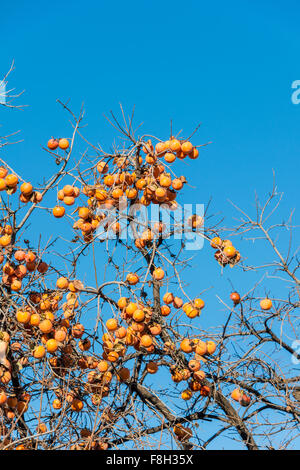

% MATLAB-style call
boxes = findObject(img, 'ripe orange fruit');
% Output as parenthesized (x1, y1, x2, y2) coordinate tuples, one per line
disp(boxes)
(155, 187, 167, 200)
(1, 370, 11, 384)
(126, 273, 139, 285)
(30, 313, 41, 326)
(115, 326, 127, 339)
(107, 351, 119, 362)
(145, 154, 157, 164)
(62, 185, 74, 196)
(5, 174, 18, 187)
(54, 329, 67, 342)
(48, 139, 59, 150)
(140, 335, 153, 348)
(117, 297, 127, 309)
(142, 139, 153, 153)
(169, 139, 181, 152)
(0, 235, 11, 247)
(173, 297, 183, 309)
(14, 250, 26, 261)
(230, 292, 241, 304)
(189, 380, 202, 392)
(195, 340, 207, 356)
(163, 292, 174, 304)
(0, 167, 8, 178)
(260, 298, 272, 310)
(180, 339, 193, 353)
(155, 142, 166, 154)
(149, 323, 162, 336)
(133, 309, 145, 322)
(4, 262, 14, 276)
(57, 190, 65, 201)
(103, 175, 114, 187)
(20, 182, 33, 195)
(172, 178, 183, 190)
(16, 310, 31, 324)
(39, 298, 51, 311)
(81, 222, 92, 233)
(126, 188, 138, 199)
(97, 360, 109, 372)
(194, 298, 205, 309)
(106, 318, 118, 331)
(33, 345, 46, 359)
(200, 385, 210, 397)
(97, 161, 109, 174)
(159, 175, 172, 188)
(72, 323, 84, 338)
(231, 388, 242, 402)
(126, 302, 139, 318)
(164, 152, 176, 163)
(58, 138, 69, 150)
(188, 360, 201, 372)
(25, 251, 36, 263)
(135, 238, 146, 249)
(189, 147, 199, 159)
(161, 305, 171, 316)
(56, 277, 69, 289)
(46, 339, 58, 353)
(181, 389, 193, 400)
(223, 245, 236, 258)
(37, 423, 47, 433)
(112, 188, 123, 200)
(33, 191, 43, 203)
(186, 307, 198, 319)
(131, 321, 145, 333)
(53, 206, 65, 218)
(206, 340, 216, 355)
(39, 319, 53, 334)
(135, 178, 147, 190)
(52, 398, 62, 410)
(15, 445, 27, 450)
(0, 179, 7, 191)
(73, 187, 80, 198)
(181, 141, 193, 154)
(0, 390, 7, 405)
(152, 268, 165, 281)
(3, 225, 12, 235)
(64, 196, 75, 206)
(193, 370, 206, 382)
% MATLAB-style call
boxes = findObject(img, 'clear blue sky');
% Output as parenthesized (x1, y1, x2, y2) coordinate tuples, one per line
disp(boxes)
(1, 0, 300, 449)
(2, 0, 300, 209)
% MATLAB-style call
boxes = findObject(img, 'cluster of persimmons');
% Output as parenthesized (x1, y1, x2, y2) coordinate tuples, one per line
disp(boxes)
(0, 130, 271, 450)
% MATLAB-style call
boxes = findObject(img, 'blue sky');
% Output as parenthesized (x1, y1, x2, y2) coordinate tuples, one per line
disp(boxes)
(1, 0, 300, 449)
(2, 0, 300, 208)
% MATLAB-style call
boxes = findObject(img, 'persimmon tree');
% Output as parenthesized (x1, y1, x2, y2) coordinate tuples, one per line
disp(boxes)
(0, 69, 299, 451)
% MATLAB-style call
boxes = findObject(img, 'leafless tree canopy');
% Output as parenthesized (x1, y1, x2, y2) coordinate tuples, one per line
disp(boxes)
(0, 68, 299, 451)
